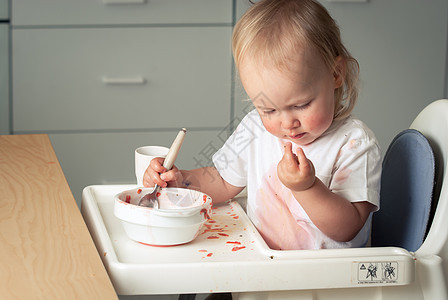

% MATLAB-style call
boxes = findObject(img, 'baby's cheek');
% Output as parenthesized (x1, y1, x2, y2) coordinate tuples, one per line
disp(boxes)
(304, 110, 333, 133)
(304, 115, 324, 130)
(260, 119, 278, 136)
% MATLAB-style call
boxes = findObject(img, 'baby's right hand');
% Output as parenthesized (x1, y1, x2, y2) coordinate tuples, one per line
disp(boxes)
(142, 157, 182, 188)
(277, 142, 315, 192)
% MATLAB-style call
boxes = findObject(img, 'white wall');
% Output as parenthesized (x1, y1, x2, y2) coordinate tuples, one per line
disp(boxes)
(328, 0, 448, 150)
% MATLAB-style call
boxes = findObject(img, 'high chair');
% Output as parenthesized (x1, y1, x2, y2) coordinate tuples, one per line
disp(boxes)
(81, 100, 448, 300)
(236, 99, 448, 300)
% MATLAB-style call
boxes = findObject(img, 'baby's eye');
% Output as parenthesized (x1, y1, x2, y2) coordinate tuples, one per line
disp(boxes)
(263, 109, 276, 115)
(294, 101, 311, 110)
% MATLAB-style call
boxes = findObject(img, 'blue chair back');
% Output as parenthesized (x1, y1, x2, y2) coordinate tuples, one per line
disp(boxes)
(372, 129, 435, 252)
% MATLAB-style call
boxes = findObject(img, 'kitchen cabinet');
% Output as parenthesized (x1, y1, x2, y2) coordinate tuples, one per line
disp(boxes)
(12, 0, 233, 205)
(0, 0, 9, 134)
(11, 0, 231, 26)
(0, 0, 8, 21)
(13, 27, 231, 131)
(234, 0, 448, 151)
(0, 24, 8, 134)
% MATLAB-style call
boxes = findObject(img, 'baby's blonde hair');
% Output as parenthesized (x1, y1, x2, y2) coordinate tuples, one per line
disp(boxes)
(232, 0, 359, 120)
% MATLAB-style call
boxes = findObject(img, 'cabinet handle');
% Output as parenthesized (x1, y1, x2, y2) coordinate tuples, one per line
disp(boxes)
(102, 0, 146, 4)
(102, 76, 147, 85)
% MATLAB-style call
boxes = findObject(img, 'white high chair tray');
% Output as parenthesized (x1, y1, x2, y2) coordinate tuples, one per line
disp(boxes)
(81, 185, 415, 295)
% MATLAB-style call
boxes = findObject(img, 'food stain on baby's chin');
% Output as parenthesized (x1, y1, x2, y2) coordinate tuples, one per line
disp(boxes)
(254, 164, 314, 250)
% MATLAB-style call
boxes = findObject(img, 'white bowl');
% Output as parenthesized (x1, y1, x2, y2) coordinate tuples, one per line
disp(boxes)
(114, 187, 212, 246)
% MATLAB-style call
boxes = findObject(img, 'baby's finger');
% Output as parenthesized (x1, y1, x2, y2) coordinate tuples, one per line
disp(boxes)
(295, 147, 308, 165)
(150, 157, 167, 173)
(283, 142, 300, 166)
(282, 143, 295, 161)
(160, 169, 179, 183)
(296, 148, 315, 173)
(151, 171, 168, 187)
(143, 167, 163, 187)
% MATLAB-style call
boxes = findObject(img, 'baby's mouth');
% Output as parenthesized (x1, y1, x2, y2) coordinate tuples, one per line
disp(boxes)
(289, 133, 305, 140)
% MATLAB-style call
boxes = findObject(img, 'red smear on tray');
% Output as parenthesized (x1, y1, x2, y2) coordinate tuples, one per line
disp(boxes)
(198, 249, 214, 257)
(200, 208, 210, 219)
(207, 236, 219, 239)
(125, 195, 131, 203)
(226, 241, 241, 245)
(232, 246, 246, 251)
(137, 188, 142, 194)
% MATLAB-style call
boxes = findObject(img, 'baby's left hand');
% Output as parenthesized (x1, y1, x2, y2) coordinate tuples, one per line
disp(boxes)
(277, 142, 315, 191)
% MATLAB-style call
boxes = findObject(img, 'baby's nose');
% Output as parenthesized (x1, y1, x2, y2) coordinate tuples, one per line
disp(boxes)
(281, 113, 300, 129)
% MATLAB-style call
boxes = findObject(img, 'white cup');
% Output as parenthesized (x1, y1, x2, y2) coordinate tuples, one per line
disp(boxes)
(135, 146, 169, 186)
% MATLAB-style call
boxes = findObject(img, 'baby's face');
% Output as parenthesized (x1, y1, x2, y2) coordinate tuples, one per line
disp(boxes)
(239, 49, 341, 146)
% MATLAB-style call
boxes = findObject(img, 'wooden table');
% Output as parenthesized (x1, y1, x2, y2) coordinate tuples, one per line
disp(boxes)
(0, 134, 117, 299)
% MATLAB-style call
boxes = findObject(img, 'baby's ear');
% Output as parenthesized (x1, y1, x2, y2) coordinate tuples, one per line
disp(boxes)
(333, 56, 346, 89)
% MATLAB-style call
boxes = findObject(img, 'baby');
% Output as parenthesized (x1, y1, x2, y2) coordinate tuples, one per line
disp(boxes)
(144, 0, 381, 250)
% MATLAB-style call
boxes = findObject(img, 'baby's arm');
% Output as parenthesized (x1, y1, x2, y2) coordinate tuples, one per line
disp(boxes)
(277, 143, 376, 242)
(143, 157, 244, 204)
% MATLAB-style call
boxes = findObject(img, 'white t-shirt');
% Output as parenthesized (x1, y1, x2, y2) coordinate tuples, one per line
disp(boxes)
(212, 109, 381, 250)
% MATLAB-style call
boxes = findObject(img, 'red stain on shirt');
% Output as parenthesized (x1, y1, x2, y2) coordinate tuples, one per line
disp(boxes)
(254, 162, 315, 250)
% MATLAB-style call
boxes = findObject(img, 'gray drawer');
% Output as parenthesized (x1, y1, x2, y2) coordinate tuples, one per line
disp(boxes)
(12, 0, 232, 26)
(13, 26, 232, 132)
(0, 0, 8, 20)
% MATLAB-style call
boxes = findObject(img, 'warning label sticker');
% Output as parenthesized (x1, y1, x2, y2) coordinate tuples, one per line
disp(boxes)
(356, 261, 398, 284)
